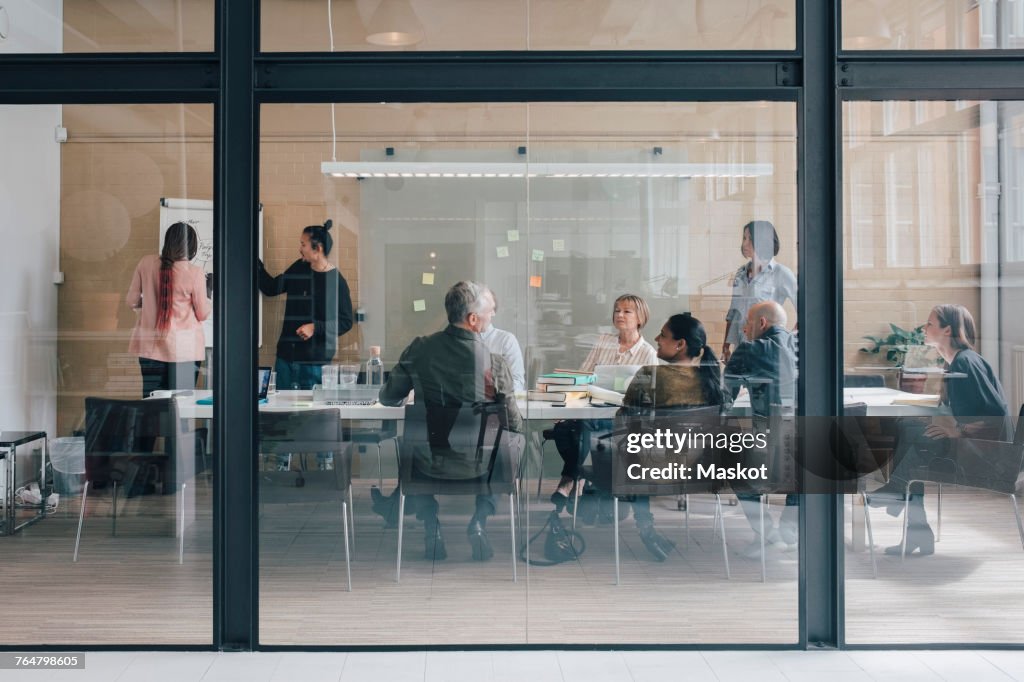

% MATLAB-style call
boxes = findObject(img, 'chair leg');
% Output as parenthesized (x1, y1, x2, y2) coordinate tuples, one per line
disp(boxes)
(716, 494, 730, 580)
(571, 477, 581, 532)
(341, 500, 352, 592)
(936, 482, 942, 542)
(759, 495, 766, 583)
(536, 438, 547, 497)
(1011, 494, 1024, 551)
(861, 492, 877, 579)
(509, 493, 517, 583)
(395, 492, 405, 583)
(73, 481, 90, 562)
(900, 483, 912, 562)
(375, 443, 383, 490)
(614, 496, 621, 586)
(348, 484, 356, 552)
(712, 497, 721, 542)
(178, 483, 186, 565)
(111, 480, 118, 537)
(683, 494, 690, 548)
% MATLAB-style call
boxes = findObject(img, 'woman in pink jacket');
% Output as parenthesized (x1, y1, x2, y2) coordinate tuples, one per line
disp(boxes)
(126, 222, 212, 397)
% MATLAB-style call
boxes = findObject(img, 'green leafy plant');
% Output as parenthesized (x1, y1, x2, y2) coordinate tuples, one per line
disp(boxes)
(859, 323, 926, 367)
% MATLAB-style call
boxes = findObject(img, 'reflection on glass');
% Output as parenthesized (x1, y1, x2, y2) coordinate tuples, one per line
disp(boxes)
(0, 0, 214, 53)
(843, 100, 1024, 644)
(842, 0, 1024, 50)
(0, 104, 214, 644)
(259, 101, 798, 645)
(260, 0, 795, 51)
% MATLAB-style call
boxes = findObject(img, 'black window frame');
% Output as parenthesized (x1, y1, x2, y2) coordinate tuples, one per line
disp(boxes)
(1, 0, 1022, 652)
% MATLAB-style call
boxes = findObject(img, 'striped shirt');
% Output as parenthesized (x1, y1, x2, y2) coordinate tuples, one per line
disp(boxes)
(579, 333, 659, 373)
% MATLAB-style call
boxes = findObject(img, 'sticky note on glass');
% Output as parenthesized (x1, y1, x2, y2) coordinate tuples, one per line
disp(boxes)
(496, 246, 509, 259)
(413, 299, 426, 312)
(422, 273, 435, 285)
(532, 249, 545, 262)
(529, 275, 542, 288)
(553, 239, 565, 252)
(507, 229, 520, 242)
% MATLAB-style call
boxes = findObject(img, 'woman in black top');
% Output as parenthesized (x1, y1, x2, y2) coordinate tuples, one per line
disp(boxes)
(258, 220, 354, 390)
(869, 304, 1011, 556)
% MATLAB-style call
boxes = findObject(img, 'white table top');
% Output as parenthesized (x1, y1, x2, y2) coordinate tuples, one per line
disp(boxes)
(174, 386, 940, 420)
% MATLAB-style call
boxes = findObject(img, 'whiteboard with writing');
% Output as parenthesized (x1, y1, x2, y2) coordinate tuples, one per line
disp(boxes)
(159, 198, 263, 347)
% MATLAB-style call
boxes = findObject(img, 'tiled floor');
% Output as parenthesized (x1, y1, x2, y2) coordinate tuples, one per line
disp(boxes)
(0, 650, 1022, 682)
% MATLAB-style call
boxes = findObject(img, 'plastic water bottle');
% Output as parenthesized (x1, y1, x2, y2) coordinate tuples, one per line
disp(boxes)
(367, 346, 384, 386)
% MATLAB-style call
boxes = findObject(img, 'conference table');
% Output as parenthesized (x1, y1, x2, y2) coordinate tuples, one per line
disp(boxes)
(174, 386, 942, 421)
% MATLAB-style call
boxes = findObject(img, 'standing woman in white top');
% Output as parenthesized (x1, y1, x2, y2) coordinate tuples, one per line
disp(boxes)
(549, 294, 658, 507)
(721, 220, 797, 364)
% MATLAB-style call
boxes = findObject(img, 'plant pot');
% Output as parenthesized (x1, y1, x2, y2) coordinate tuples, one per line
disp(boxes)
(899, 371, 927, 394)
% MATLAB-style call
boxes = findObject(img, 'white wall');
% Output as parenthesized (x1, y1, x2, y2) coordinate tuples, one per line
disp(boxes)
(0, 0, 61, 54)
(0, 106, 61, 435)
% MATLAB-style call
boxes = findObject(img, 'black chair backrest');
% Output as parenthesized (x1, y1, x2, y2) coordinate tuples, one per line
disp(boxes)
(399, 397, 519, 494)
(84, 397, 180, 457)
(844, 374, 886, 388)
(259, 409, 343, 454)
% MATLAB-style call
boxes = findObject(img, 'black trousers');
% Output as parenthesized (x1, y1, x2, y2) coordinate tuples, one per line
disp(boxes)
(138, 357, 201, 398)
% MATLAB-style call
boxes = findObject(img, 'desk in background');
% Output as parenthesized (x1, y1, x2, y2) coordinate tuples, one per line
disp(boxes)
(0, 431, 47, 536)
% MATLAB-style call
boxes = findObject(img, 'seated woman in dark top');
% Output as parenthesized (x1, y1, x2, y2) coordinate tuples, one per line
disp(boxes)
(868, 304, 1011, 556)
(591, 313, 726, 561)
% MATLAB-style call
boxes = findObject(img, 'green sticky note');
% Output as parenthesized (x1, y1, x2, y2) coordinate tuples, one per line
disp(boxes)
(422, 272, 435, 285)
(496, 246, 509, 258)
(553, 239, 565, 252)
(507, 229, 520, 242)
(413, 299, 426, 312)
(532, 249, 545, 262)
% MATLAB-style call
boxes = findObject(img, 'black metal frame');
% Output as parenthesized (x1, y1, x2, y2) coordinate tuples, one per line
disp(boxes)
(2, 0, 1023, 652)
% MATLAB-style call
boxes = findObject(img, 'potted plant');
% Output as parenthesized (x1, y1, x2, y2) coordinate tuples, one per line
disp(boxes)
(859, 323, 930, 393)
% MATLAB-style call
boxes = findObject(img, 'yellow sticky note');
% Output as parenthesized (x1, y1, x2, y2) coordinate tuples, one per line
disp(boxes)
(422, 273, 435, 285)
(507, 229, 520, 242)
(496, 246, 509, 258)
(529, 275, 542, 288)
(553, 239, 565, 252)
(413, 299, 426, 312)
(531, 249, 545, 262)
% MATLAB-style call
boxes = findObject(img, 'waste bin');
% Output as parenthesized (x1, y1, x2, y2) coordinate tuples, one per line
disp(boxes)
(50, 437, 86, 495)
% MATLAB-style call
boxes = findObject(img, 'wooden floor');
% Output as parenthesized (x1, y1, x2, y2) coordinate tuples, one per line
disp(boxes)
(2, 475, 1022, 646)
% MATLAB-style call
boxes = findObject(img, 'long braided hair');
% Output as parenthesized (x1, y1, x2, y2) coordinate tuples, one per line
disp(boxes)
(157, 222, 199, 331)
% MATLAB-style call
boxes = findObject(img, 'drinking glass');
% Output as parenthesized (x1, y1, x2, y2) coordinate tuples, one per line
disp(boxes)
(321, 364, 339, 388)
(339, 363, 359, 387)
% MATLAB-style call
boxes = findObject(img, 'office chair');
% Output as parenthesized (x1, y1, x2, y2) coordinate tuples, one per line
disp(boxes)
(592, 404, 731, 584)
(79, 397, 195, 564)
(394, 397, 523, 583)
(259, 409, 354, 590)
(862, 404, 1024, 572)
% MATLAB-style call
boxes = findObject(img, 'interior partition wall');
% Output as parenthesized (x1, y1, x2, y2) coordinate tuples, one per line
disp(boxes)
(0, 0, 1022, 650)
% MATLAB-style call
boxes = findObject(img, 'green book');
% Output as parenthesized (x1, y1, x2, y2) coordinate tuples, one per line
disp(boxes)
(536, 372, 596, 386)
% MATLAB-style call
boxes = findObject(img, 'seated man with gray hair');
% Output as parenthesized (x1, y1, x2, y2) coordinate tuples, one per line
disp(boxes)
(378, 281, 523, 561)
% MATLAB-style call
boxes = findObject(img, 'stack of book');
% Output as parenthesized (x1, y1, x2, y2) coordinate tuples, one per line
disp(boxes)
(527, 370, 596, 406)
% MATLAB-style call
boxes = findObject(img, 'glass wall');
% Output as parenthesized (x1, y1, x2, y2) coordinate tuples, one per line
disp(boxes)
(0, 104, 214, 644)
(260, 0, 796, 52)
(842, 0, 1024, 50)
(257, 100, 799, 645)
(0, 1, 214, 53)
(842, 100, 1024, 643)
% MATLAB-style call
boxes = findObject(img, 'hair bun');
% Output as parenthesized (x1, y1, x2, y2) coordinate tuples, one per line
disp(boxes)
(323, 219, 333, 231)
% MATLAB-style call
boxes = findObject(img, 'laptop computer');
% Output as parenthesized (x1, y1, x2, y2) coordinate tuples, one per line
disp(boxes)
(197, 366, 271, 404)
